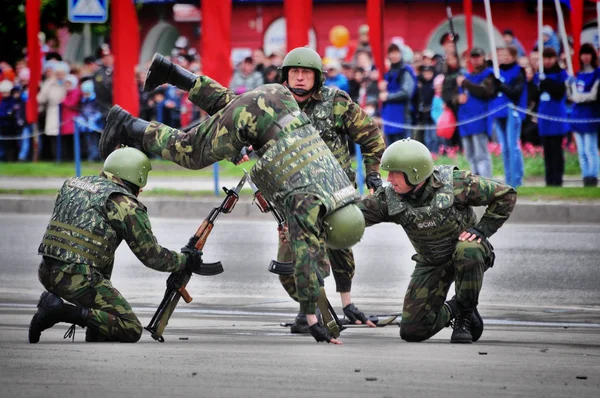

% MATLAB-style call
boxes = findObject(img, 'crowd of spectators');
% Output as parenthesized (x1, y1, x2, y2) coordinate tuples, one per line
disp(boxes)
(0, 24, 598, 186)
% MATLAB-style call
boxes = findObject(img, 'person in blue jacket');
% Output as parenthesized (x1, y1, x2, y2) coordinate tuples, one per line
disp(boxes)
(567, 43, 599, 187)
(380, 43, 416, 144)
(536, 47, 569, 187)
(490, 46, 528, 188)
(456, 47, 496, 178)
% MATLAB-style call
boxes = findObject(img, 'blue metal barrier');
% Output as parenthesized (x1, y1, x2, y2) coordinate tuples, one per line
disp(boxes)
(355, 143, 364, 196)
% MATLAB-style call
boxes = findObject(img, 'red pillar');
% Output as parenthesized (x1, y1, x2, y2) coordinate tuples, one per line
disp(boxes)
(25, 0, 41, 125)
(202, 0, 232, 86)
(367, 0, 384, 77)
(112, 0, 140, 116)
(570, 0, 584, 74)
(464, 0, 473, 71)
(285, 0, 311, 51)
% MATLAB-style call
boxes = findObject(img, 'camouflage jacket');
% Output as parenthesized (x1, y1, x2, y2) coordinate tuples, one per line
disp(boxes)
(38, 172, 186, 278)
(188, 76, 385, 181)
(358, 166, 517, 265)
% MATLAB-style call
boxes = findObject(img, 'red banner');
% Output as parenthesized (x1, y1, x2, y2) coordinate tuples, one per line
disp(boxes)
(464, 0, 473, 72)
(570, 0, 584, 74)
(25, 0, 41, 125)
(367, 0, 384, 78)
(112, 0, 140, 116)
(202, 0, 232, 86)
(285, 0, 311, 51)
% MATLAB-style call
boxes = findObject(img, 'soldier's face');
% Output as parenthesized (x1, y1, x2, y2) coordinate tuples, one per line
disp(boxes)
(387, 171, 424, 194)
(288, 67, 315, 93)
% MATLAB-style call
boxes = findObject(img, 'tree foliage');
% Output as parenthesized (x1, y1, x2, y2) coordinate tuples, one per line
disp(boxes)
(2, 0, 111, 65)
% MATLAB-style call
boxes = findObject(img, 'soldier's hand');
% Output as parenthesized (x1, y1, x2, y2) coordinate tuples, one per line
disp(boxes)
(365, 172, 383, 193)
(181, 246, 204, 274)
(309, 323, 342, 345)
(278, 225, 288, 243)
(230, 146, 254, 165)
(343, 303, 376, 327)
(459, 227, 486, 244)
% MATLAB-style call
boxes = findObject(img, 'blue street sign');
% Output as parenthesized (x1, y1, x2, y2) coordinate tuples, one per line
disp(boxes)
(68, 0, 109, 24)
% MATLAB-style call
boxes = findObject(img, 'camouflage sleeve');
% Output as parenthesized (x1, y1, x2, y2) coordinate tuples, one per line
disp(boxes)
(188, 75, 238, 115)
(357, 188, 392, 226)
(452, 170, 517, 238)
(106, 194, 187, 273)
(334, 91, 385, 174)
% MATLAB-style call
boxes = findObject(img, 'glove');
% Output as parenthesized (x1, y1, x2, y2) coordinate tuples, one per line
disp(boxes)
(309, 323, 333, 343)
(492, 77, 503, 93)
(365, 172, 383, 191)
(230, 146, 253, 165)
(466, 227, 486, 242)
(343, 303, 369, 324)
(181, 246, 204, 274)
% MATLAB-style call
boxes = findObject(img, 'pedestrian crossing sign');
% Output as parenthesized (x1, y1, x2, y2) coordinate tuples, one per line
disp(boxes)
(68, 0, 109, 24)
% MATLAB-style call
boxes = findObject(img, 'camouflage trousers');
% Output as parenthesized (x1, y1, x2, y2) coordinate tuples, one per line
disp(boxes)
(400, 239, 494, 342)
(38, 260, 142, 342)
(282, 194, 334, 315)
(278, 238, 355, 301)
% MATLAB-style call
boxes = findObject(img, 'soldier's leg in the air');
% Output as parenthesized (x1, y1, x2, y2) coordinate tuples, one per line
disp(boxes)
(399, 262, 455, 342)
(450, 239, 493, 344)
(144, 53, 198, 92)
(32, 266, 143, 343)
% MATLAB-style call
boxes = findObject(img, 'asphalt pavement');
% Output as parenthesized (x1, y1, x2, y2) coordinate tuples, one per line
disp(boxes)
(1, 215, 599, 398)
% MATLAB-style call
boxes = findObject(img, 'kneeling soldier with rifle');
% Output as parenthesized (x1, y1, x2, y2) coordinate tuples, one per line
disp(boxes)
(99, 67, 366, 345)
(30, 147, 209, 343)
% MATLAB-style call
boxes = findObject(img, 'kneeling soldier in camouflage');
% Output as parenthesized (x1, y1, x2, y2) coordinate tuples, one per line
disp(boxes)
(30, 147, 204, 343)
(99, 82, 365, 344)
(358, 139, 517, 343)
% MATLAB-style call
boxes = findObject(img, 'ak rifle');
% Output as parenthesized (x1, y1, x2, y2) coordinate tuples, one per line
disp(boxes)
(145, 173, 248, 342)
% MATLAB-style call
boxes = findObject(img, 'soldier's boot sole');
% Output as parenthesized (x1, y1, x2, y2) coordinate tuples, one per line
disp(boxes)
(143, 53, 173, 92)
(99, 105, 130, 159)
(100, 106, 149, 159)
(471, 307, 484, 343)
(144, 53, 198, 93)
(29, 291, 64, 344)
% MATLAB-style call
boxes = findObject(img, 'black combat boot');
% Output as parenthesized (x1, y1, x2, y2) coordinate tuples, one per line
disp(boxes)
(290, 312, 309, 334)
(29, 291, 89, 344)
(583, 177, 591, 187)
(144, 53, 199, 92)
(290, 309, 322, 334)
(99, 105, 151, 159)
(451, 309, 474, 344)
(445, 296, 484, 343)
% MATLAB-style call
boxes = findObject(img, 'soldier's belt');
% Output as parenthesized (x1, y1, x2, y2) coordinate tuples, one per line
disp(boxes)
(255, 110, 303, 156)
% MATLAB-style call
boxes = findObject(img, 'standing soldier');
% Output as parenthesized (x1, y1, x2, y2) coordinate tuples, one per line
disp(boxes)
(30, 147, 205, 343)
(93, 44, 114, 121)
(359, 139, 517, 343)
(99, 82, 367, 344)
(140, 48, 384, 333)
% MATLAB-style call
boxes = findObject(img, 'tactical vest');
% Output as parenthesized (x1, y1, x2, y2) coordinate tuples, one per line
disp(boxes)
(301, 87, 356, 182)
(384, 165, 477, 265)
(38, 176, 138, 273)
(250, 115, 358, 216)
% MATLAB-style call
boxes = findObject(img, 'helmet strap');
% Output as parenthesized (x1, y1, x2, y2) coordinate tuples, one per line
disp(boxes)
(286, 83, 314, 97)
(123, 181, 140, 196)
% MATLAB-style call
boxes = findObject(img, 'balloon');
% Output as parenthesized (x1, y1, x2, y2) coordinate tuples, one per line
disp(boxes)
(329, 25, 350, 48)
(436, 107, 456, 140)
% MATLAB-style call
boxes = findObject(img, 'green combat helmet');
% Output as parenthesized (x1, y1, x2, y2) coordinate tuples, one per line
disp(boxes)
(279, 47, 323, 91)
(381, 139, 434, 185)
(323, 203, 366, 250)
(103, 147, 152, 188)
